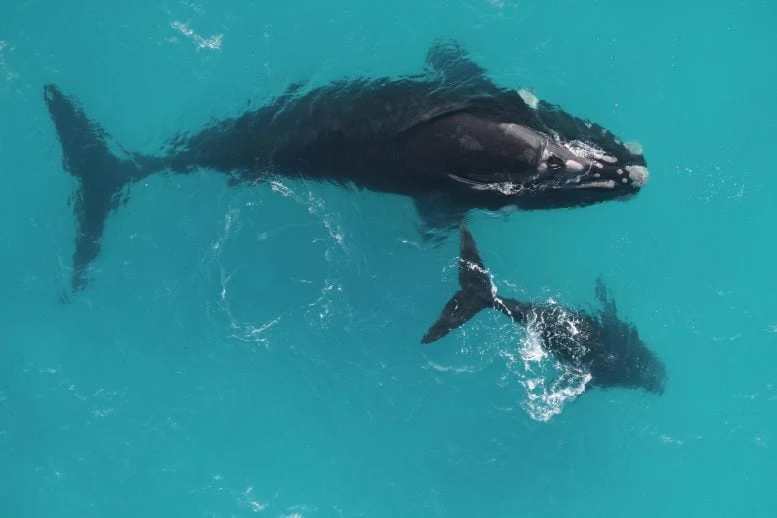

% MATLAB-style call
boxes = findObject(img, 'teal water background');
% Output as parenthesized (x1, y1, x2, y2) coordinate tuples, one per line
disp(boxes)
(1, 0, 776, 516)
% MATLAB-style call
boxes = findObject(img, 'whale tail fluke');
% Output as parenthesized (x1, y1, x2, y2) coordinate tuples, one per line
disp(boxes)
(43, 84, 162, 297)
(421, 223, 496, 343)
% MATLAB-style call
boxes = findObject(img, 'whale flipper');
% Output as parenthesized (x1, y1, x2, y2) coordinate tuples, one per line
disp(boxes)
(44, 84, 157, 295)
(424, 39, 488, 83)
(413, 195, 466, 244)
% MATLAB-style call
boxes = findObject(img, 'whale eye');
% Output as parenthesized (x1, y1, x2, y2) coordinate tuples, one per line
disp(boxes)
(546, 155, 564, 171)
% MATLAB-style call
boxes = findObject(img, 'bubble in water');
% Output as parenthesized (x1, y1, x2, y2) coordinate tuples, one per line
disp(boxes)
(501, 313, 592, 422)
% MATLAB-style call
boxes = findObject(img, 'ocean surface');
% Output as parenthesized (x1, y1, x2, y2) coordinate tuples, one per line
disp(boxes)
(1, 0, 776, 516)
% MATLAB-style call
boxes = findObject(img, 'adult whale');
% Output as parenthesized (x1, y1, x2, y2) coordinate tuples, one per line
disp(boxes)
(44, 40, 649, 294)
(422, 223, 666, 396)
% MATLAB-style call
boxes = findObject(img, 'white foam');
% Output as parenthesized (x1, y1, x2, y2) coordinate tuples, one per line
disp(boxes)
(496, 308, 592, 422)
(170, 21, 223, 50)
(427, 361, 476, 374)
(0, 40, 18, 92)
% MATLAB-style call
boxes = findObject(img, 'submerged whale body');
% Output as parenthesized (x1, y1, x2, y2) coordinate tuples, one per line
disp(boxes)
(422, 224, 667, 396)
(44, 40, 649, 294)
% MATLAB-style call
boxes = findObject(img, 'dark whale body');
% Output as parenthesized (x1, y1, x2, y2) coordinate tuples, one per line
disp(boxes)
(422, 224, 667, 396)
(44, 40, 649, 295)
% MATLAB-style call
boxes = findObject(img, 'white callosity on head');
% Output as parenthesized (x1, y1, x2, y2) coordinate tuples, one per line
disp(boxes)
(625, 165, 649, 187)
(565, 160, 584, 172)
(566, 139, 617, 164)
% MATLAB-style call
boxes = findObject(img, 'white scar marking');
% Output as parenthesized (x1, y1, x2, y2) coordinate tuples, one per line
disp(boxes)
(459, 135, 483, 151)
(601, 155, 618, 164)
(518, 88, 539, 109)
(617, 168, 623, 175)
(499, 123, 537, 144)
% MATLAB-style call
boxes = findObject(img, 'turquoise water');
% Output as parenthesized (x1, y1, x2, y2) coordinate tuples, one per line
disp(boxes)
(2, 0, 776, 516)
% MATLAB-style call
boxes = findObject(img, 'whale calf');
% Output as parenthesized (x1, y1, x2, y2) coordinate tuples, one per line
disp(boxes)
(422, 224, 666, 395)
(43, 40, 649, 294)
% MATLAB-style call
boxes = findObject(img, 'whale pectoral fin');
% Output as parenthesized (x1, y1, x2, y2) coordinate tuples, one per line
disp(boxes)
(594, 276, 620, 318)
(413, 196, 466, 244)
(424, 39, 488, 83)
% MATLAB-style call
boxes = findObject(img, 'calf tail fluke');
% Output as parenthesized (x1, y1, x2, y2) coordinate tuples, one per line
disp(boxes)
(421, 224, 496, 343)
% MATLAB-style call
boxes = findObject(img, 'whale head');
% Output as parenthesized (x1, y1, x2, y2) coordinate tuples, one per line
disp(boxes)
(425, 107, 649, 211)
(508, 96, 650, 209)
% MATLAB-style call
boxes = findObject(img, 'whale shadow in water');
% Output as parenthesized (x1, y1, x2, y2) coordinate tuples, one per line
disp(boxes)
(422, 223, 667, 396)
(43, 40, 650, 297)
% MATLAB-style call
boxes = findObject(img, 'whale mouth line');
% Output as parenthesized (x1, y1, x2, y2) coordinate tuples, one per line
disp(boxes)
(565, 180, 616, 190)
(448, 172, 645, 196)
